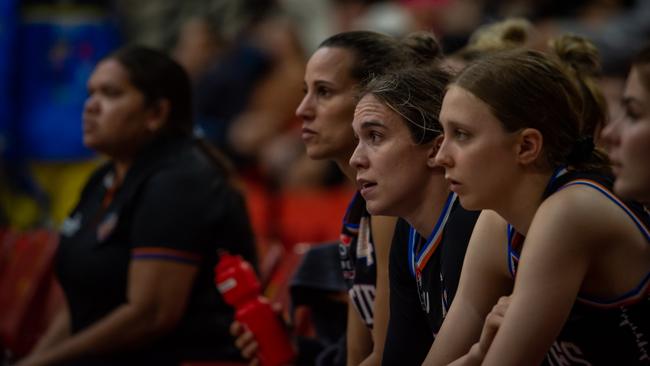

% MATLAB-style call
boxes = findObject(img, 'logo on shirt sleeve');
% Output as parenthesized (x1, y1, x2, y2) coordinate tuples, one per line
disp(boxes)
(60, 212, 82, 237)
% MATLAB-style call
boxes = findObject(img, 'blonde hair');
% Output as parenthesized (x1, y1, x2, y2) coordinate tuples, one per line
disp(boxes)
(456, 18, 533, 62)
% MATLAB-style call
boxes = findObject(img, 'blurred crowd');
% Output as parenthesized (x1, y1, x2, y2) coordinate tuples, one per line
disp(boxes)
(0, 0, 648, 249)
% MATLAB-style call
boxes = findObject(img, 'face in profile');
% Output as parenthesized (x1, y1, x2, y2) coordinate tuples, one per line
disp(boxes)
(295, 47, 359, 162)
(83, 59, 154, 157)
(603, 65, 650, 203)
(350, 94, 435, 217)
(436, 86, 521, 211)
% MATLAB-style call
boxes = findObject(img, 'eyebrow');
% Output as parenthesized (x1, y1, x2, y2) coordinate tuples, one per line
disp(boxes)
(314, 79, 336, 87)
(442, 119, 471, 130)
(359, 120, 385, 130)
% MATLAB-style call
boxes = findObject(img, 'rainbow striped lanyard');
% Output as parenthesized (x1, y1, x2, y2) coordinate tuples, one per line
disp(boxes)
(408, 192, 458, 280)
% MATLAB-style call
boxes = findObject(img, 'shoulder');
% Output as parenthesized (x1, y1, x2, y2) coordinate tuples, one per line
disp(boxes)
(536, 183, 630, 245)
(146, 144, 229, 197)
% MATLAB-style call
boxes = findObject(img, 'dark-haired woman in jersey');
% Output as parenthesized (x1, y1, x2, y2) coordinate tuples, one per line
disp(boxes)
(428, 35, 650, 365)
(232, 30, 444, 365)
(350, 58, 480, 363)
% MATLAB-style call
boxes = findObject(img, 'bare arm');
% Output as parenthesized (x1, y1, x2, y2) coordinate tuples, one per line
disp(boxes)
(29, 297, 71, 356)
(423, 210, 513, 366)
(356, 215, 396, 366)
(17, 259, 198, 366)
(482, 188, 609, 365)
(346, 301, 373, 365)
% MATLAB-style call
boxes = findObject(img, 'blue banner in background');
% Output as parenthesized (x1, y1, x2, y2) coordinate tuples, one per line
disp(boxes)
(17, 7, 119, 160)
(0, 0, 18, 160)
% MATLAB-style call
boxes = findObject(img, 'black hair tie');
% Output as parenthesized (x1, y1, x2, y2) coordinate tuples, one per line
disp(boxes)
(567, 136, 595, 165)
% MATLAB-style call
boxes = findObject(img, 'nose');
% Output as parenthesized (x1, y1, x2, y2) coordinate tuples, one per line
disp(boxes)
(434, 136, 453, 168)
(295, 93, 315, 122)
(349, 141, 368, 171)
(83, 94, 99, 115)
(600, 116, 621, 151)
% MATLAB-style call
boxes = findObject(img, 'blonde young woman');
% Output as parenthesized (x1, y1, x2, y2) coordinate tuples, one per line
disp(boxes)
(428, 36, 650, 365)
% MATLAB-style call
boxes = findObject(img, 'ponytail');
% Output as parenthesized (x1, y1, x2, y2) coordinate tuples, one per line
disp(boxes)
(551, 34, 610, 172)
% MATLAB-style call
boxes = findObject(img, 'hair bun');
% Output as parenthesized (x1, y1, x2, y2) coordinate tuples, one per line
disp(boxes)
(402, 31, 443, 65)
(551, 34, 601, 77)
(501, 22, 529, 44)
(454, 18, 533, 62)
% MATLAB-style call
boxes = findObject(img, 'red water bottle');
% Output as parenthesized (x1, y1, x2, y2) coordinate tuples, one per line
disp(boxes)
(215, 252, 295, 366)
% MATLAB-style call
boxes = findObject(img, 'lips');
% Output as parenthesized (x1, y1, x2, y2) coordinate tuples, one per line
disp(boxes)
(301, 127, 317, 141)
(356, 178, 377, 198)
(445, 176, 462, 192)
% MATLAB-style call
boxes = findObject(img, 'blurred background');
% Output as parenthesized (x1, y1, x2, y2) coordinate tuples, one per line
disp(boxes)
(0, 0, 648, 360)
(2, 0, 648, 241)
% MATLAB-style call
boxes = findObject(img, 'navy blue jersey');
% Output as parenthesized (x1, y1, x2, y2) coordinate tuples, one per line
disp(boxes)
(340, 192, 377, 329)
(383, 193, 479, 365)
(507, 169, 650, 365)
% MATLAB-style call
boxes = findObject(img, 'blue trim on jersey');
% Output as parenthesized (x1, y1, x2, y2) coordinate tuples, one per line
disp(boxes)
(343, 192, 362, 231)
(578, 271, 650, 306)
(408, 193, 457, 277)
(506, 224, 519, 277)
(408, 228, 416, 279)
(559, 180, 650, 242)
(507, 172, 650, 306)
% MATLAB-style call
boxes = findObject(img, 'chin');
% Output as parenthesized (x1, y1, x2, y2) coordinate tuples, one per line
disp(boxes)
(365, 200, 386, 216)
(305, 145, 329, 161)
(456, 194, 484, 211)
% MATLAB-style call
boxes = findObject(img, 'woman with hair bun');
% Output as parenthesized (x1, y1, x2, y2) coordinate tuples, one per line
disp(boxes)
(427, 35, 650, 365)
(232, 30, 445, 366)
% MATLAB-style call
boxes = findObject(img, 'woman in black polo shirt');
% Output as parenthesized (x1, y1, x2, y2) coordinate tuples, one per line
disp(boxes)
(17, 46, 256, 366)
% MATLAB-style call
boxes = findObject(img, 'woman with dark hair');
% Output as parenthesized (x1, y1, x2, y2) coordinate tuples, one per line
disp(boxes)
(427, 36, 650, 365)
(17, 46, 256, 366)
(350, 64, 479, 365)
(232, 30, 444, 366)
(603, 43, 650, 204)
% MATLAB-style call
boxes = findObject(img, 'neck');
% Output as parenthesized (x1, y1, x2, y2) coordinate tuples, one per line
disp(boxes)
(493, 169, 554, 235)
(403, 171, 450, 238)
(113, 158, 133, 186)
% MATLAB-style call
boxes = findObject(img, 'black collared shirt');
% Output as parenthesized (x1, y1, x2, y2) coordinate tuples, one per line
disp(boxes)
(57, 136, 256, 365)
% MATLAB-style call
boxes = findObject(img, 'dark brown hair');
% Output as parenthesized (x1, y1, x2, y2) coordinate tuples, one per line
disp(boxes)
(108, 45, 233, 176)
(361, 66, 450, 145)
(319, 30, 442, 88)
(109, 45, 193, 136)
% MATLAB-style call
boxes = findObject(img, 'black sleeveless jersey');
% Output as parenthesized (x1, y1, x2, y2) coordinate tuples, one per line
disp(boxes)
(507, 169, 650, 365)
(383, 193, 480, 365)
(340, 192, 377, 329)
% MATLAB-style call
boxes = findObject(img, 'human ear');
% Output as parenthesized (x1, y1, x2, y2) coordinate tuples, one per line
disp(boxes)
(426, 137, 443, 168)
(145, 99, 171, 132)
(516, 128, 543, 165)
